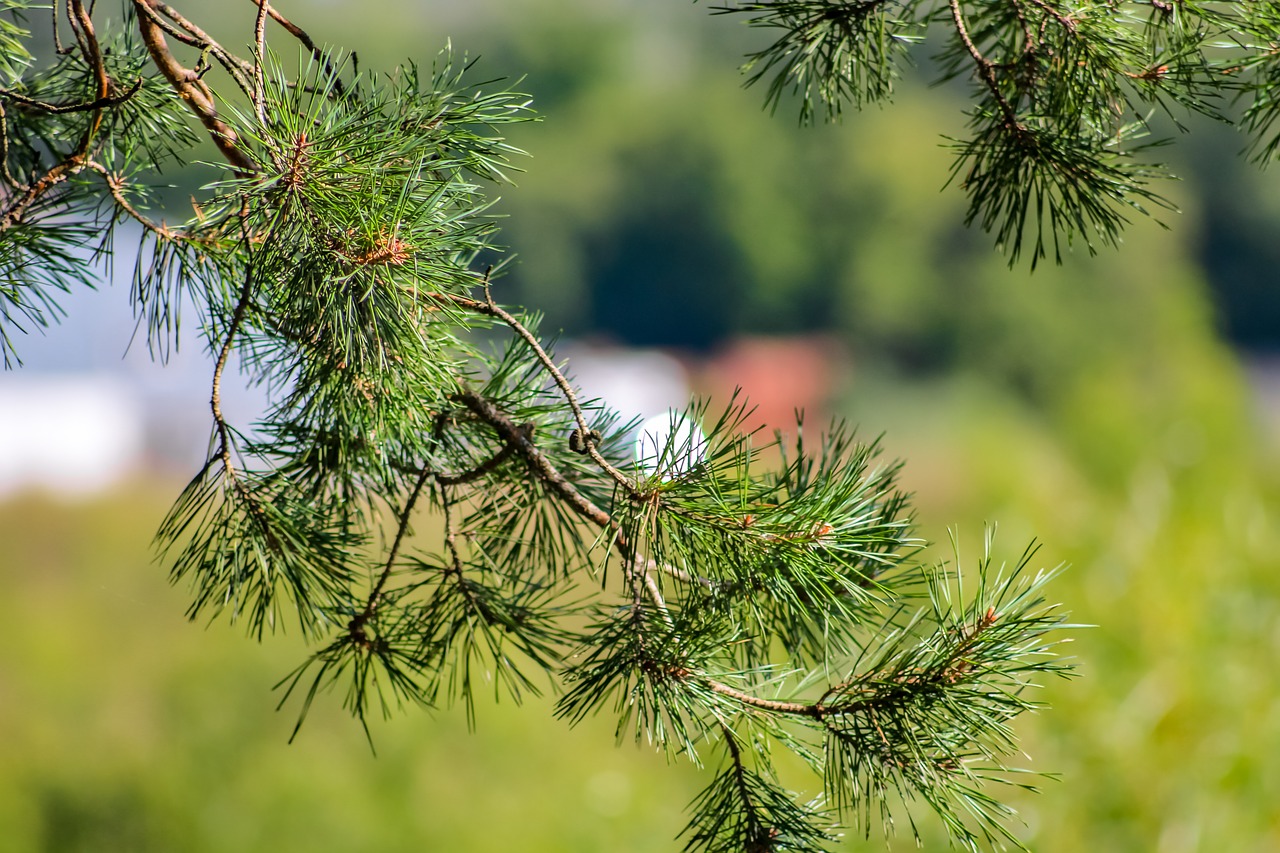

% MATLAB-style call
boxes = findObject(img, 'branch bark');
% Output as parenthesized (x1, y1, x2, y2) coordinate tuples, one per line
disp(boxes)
(133, 0, 257, 174)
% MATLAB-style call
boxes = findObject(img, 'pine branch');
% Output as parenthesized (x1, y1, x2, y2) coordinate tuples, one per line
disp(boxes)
(0, 77, 142, 114)
(948, 0, 1019, 128)
(132, 0, 256, 173)
(246, 0, 349, 99)
(132, 0, 255, 95)
(0, 3, 1095, 848)
(708, 0, 1242, 264)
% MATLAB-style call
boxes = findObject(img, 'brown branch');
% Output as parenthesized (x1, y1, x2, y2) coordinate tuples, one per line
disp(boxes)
(708, 675, 902, 722)
(1008, 0, 1036, 50)
(453, 388, 619, 537)
(449, 385, 688, 619)
(248, 0, 348, 98)
(388, 288, 915, 729)
(642, 571, 673, 624)
(211, 265, 255, 470)
(63, 0, 92, 64)
(708, 679, 827, 718)
(649, 557, 718, 591)
(70, 1, 110, 103)
(2, 0, 115, 228)
(134, 2, 255, 95)
(423, 288, 876, 695)
(1, 156, 82, 229)
(495, 282, 616, 475)
(948, 0, 1020, 128)
(418, 288, 719, 615)
(387, 417, 530, 486)
(252, 0, 270, 127)
(51, 0, 72, 56)
(86, 161, 176, 239)
(423, 283, 638, 495)
(0, 79, 143, 115)
(440, 483, 466, 575)
(133, 0, 256, 174)
(0, 102, 16, 189)
(203, 226, 293, 560)
(1023, 0, 1077, 33)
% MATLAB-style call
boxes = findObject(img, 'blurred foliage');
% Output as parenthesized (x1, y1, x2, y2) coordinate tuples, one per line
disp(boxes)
(275, 0, 1280, 354)
(4, 361, 1278, 851)
(839, 370, 1280, 851)
(124, 0, 1280, 352)
(0, 488, 701, 853)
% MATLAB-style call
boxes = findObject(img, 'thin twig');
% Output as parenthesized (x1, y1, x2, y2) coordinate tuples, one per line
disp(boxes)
(626, 493, 669, 615)
(948, 0, 1020, 127)
(0, 102, 17, 189)
(1, 157, 81, 228)
(354, 411, 451, 632)
(70, 0, 109, 105)
(422, 287, 703, 617)
(720, 725, 766, 843)
(705, 607, 1003, 722)
(437, 483, 485, 610)
(440, 482, 466, 575)
(248, 0, 349, 98)
(649, 557, 718, 590)
(352, 463, 434, 634)
(1009, 0, 1035, 48)
(453, 388, 622, 539)
(1023, 0, 1076, 32)
(708, 676, 899, 722)
(86, 161, 172, 238)
(51, 0, 71, 55)
(252, 0, 270, 126)
(0, 5, 111, 237)
(642, 572, 674, 626)
(427, 296, 851, 715)
(134, 1, 255, 95)
(436, 483, 482, 614)
(202, 221, 291, 559)
(708, 680, 826, 718)
(211, 266, 255, 471)
(481, 274, 637, 493)
(421, 284, 637, 495)
(435, 429, 525, 486)
(64, 0, 92, 64)
(0, 79, 143, 114)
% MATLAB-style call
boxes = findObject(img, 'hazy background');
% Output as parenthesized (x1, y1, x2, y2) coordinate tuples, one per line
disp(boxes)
(2, 1, 1279, 850)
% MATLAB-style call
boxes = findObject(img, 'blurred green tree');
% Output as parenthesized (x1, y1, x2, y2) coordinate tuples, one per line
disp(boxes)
(6, 2, 1280, 851)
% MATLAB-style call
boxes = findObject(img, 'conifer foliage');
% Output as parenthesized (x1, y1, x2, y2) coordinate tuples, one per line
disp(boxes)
(714, 1, 1280, 265)
(21, 1, 1280, 850)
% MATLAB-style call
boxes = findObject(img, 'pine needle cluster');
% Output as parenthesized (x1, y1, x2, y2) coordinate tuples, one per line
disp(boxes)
(712, 1, 1280, 265)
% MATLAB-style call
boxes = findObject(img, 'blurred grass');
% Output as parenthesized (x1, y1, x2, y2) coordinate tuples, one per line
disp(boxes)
(4, 356, 1279, 851)
(0, 485, 701, 852)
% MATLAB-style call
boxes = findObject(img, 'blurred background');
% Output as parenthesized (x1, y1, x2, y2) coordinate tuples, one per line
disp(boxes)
(2, 0, 1279, 850)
